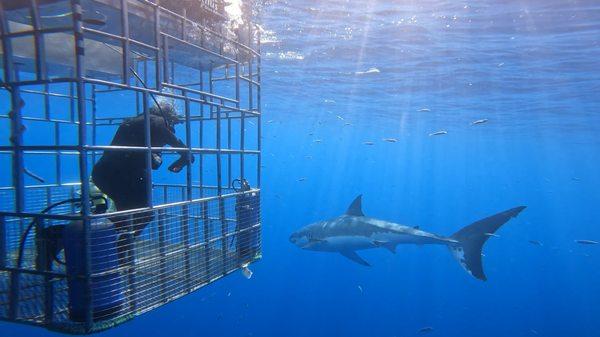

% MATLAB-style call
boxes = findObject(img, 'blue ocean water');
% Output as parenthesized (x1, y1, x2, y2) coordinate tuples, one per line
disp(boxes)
(3, 0, 600, 336)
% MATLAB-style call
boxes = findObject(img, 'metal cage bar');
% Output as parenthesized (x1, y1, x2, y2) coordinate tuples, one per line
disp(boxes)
(0, 0, 260, 333)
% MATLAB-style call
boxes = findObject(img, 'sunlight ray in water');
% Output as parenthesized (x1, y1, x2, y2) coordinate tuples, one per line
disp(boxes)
(1, 0, 599, 336)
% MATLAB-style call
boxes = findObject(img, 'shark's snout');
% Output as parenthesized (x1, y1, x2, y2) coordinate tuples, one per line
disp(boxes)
(289, 231, 309, 249)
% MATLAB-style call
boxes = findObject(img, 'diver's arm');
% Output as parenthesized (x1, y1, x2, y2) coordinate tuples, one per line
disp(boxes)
(151, 117, 195, 172)
(151, 117, 183, 147)
(164, 132, 195, 173)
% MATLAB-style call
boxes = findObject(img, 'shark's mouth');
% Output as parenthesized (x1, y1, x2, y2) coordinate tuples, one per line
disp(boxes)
(304, 238, 329, 249)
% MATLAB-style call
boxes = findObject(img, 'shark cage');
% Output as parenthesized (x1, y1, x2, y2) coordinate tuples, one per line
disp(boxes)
(0, 0, 261, 333)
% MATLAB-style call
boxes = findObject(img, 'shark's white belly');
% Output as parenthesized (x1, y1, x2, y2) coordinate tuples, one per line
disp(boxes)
(371, 232, 418, 244)
(312, 233, 417, 252)
(319, 236, 373, 251)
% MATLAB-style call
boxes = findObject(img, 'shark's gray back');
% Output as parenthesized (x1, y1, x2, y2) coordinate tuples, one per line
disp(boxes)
(299, 195, 452, 245)
(291, 195, 527, 281)
(312, 215, 448, 242)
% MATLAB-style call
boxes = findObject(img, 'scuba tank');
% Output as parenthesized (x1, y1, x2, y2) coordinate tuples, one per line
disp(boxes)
(29, 181, 124, 322)
(62, 181, 124, 321)
(63, 218, 125, 321)
(233, 179, 261, 264)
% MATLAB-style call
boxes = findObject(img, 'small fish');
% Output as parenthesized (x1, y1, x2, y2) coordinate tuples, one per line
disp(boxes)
(313, 139, 322, 143)
(344, 122, 352, 126)
(530, 329, 539, 335)
(418, 108, 431, 112)
(529, 240, 543, 246)
(297, 177, 306, 182)
(498, 62, 505, 67)
(429, 130, 447, 136)
(571, 177, 581, 181)
(575, 239, 599, 245)
(83, 18, 107, 26)
(241, 263, 253, 279)
(484, 233, 500, 238)
(363, 141, 374, 145)
(305, 155, 313, 160)
(419, 327, 434, 334)
(266, 119, 274, 124)
(383, 138, 397, 143)
(29, 12, 72, 19)
(357, 285, 363, 293)
(336, 115, 344, 120)
(471, 118, 488, 125)
(355, 67, 380, 75)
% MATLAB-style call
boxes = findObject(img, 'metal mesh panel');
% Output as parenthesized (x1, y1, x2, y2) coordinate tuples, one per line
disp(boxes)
(0, 190, 261, 333)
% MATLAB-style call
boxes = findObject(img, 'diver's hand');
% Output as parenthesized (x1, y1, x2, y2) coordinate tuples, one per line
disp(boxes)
(168, 159, 184, 172)
(168, 154, 195, 173)
(151, 153, 163, 170)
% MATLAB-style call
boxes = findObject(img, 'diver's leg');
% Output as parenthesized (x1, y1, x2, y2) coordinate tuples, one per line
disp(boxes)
(100, 178, 136, 266)
(132, 210, 154, 238)
(114, 179, 152, 265)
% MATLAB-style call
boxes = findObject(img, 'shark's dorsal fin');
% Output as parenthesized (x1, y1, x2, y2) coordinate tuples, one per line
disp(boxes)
(346, 195, 364, 216)
(413, 226, 420, 230)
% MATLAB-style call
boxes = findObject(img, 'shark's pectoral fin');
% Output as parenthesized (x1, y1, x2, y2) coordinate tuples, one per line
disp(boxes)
(340, 251, 370, 266)
(372, 240, 397, 254)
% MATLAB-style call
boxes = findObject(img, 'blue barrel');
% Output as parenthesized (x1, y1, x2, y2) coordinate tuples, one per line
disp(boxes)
(63, 219, 125, 322)
(235, 187, 261, 263)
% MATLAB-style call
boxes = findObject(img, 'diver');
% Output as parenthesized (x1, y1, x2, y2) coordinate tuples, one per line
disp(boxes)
(91, 101, 194, 262)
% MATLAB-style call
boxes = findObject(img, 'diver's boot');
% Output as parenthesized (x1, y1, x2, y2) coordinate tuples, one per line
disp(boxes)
(35, 225, 66, 271)
(116, 233, 127, 267)
(116, 232, 134, 268)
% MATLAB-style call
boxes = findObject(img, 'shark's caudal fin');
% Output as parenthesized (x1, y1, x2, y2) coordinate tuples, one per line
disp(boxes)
(449, 206, 526, 281)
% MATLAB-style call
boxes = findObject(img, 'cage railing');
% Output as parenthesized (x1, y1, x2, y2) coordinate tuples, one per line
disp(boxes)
(1, 189, 261, 332)
(1, 0, 261, 332)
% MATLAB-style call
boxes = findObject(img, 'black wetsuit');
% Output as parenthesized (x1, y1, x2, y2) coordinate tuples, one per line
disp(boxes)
(38, 114, 190, 269)
(92, 114, 189, 235)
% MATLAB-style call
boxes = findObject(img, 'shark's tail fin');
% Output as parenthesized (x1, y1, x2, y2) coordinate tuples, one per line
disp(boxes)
(449, 206, 526, 281)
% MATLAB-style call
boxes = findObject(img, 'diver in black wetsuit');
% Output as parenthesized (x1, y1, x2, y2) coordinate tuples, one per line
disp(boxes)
(91, 101, 194, 262)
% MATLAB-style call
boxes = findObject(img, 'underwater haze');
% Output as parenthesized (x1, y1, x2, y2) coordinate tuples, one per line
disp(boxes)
(4, 0, 600, 336)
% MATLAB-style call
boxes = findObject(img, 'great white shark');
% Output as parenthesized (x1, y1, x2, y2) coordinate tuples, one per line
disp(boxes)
(289, 195, 526, 281)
